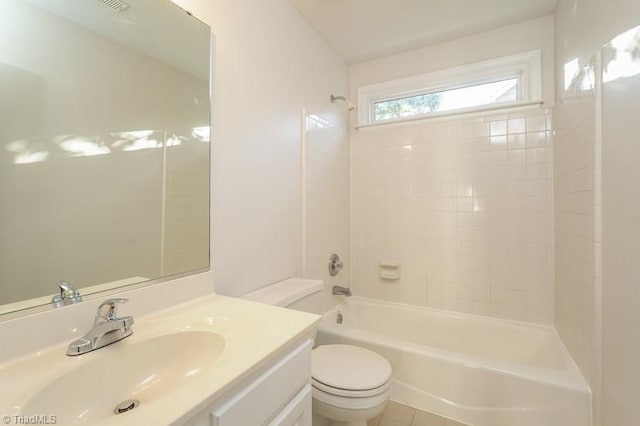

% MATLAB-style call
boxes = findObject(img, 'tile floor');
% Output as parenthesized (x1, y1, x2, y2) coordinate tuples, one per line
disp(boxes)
(367, 401, 470, 426)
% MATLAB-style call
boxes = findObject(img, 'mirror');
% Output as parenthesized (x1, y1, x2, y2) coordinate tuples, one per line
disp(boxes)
(0, 0, 211, 315)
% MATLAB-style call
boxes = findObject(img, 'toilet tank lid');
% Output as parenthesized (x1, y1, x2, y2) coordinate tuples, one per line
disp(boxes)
(240, 278, 323, 307)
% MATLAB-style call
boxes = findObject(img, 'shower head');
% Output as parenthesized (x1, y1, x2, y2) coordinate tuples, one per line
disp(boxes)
(330, 94, 355, 111)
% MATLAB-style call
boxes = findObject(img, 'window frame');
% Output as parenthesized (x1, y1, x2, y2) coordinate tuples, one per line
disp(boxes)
(357, 50, 543, 127)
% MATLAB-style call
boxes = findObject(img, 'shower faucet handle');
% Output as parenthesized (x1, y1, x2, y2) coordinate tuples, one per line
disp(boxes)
(329, 253, 344, 276)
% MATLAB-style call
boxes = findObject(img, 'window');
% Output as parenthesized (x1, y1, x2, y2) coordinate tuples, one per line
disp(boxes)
(357, 50, 542, 126)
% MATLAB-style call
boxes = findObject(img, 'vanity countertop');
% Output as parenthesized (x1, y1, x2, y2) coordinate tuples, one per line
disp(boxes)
(0, 294, 320, 425)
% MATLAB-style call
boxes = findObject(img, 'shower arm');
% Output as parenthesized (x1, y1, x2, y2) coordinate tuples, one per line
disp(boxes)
(330, 94, 355, 111)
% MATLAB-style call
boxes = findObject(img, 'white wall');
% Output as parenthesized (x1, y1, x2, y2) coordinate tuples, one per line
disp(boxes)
(554, 1, 640, 425)
(349, 15, 556, 112)
(601, 64, 640, 426)
(173, 0, 348, 296)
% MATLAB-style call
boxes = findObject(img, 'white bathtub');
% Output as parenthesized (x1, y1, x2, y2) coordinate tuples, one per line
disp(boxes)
(315, 297, 591, 426)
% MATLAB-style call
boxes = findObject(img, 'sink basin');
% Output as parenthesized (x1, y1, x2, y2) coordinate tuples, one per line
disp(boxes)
(21, 331, 225, 425)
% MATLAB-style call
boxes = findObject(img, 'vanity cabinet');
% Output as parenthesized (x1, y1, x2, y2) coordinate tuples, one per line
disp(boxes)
(184, 339, 313, 426)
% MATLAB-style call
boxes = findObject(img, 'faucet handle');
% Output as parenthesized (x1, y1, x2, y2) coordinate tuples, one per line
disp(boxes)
(58, 281, 79, 296)
(95, 298, 128, 322)
(52, 281, 82, 308)
(329, 253, 344, 277)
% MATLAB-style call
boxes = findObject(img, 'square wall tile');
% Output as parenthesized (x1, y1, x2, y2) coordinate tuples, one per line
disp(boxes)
(352, 110, 554, 324)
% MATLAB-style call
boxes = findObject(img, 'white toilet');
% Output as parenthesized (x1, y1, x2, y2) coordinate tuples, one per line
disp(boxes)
(312, 344, 392, 426)
(241, 279, 392, 426)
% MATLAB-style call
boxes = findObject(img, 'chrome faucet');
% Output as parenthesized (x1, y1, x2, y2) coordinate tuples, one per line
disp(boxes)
(332, 285, 352, 297)
(66, 298, 134, 356)
(51, 281, 82, 308)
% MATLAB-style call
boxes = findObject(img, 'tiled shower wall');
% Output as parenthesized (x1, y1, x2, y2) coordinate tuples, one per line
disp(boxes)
(553, 55, 602, 424)
(352, 109, 554, 324)
(303, 113, 351, 307)
(554, 94, 601, 423)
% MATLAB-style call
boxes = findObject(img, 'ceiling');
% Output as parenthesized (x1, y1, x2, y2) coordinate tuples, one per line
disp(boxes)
(292, 0, 559, 64)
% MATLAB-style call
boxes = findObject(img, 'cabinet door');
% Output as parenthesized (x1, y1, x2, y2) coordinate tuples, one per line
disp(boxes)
(267, 384, 311, 426)
(211, 340, 311, 426)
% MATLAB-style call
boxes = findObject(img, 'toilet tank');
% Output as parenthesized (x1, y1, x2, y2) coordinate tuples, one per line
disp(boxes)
(240, 278, 324, 313)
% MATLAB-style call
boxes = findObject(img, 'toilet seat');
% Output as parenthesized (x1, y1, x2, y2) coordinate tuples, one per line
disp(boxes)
(312, 344, 392, 398)
(312, 377, 391, 397)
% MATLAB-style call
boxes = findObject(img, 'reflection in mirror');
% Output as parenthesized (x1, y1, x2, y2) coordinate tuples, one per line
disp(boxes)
(0, 0, 211, 315)
(603, 25, 640, 83)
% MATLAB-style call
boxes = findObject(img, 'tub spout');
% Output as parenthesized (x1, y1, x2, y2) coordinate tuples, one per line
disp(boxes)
(332, 285, 352, 296)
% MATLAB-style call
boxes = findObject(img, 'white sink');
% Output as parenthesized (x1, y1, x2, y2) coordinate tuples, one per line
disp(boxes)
(20, 331, 224, 425)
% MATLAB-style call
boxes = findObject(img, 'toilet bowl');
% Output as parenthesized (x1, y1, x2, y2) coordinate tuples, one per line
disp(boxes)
(311, 344, 392, 426)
